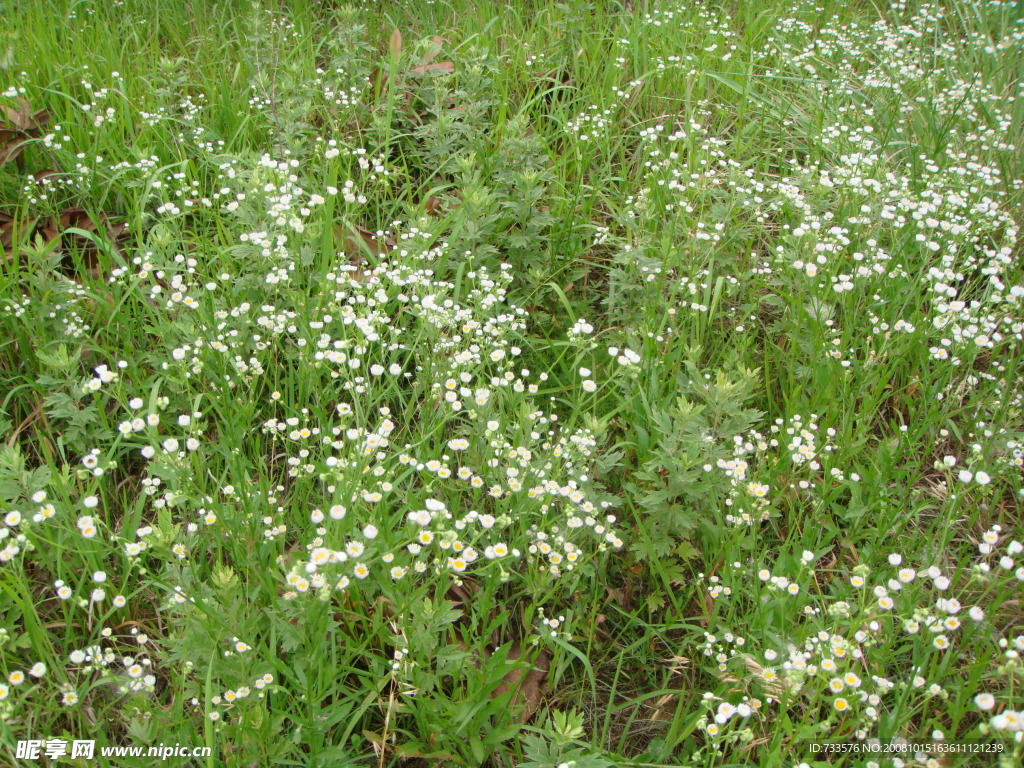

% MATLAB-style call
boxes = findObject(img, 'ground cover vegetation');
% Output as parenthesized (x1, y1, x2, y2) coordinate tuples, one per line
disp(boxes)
(1, 0, 1024, 766)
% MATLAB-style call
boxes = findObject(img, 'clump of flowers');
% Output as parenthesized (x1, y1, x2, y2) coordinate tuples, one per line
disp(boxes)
(694, 539, 1023, 763)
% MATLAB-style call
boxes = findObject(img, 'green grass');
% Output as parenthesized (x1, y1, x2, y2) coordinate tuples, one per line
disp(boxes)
(1, 0, 1024, 766)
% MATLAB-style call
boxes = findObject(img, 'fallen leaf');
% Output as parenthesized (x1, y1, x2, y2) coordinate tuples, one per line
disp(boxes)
(0, 129, 29, 165)
(337, 223, 395, 260)
(491, 642, 550, 724)
(424, 195, 442, 216)
(0, 99, 52, 167)
(420, 35, 448, 64)
(333, 223, 394, 283)
(445, 579, 477, 609)
(40, 208, 130, 281)
(0, 212, 13, 241)
(59, 207, 100, 231)
(606, 585, 635, 611)
(0, 213, 39, 253)
(1, 98, 51, 132)
(408, 61, 454, 76)
(374, 595, 397, 620)
(32, 168, 62, 184)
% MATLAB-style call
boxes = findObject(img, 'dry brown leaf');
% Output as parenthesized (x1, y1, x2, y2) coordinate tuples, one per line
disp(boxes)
(424, 195, 442, 216)
(408, 61, 455, 76)
(491, 642, 550, 724)
(0, 100, 52, 167)
(333, 224, 393, 283)
(31, 109, 51, 130)
(0, 213, 39, 253)
(1, 98, 51, 132)
(59, 207, 100, 231)
(337, 223, 395, 260)
(445, 579, 477, 608)
(374, 595, 397, 620)
(32, 168, 61, 184)
(38, 221, 60, 243)
(421, 36, 448, 64)
(1, 102, 28, 129)
(606, 585, 635, 611)
(106, 221, 128, 241)
(0, 129, 28, 165)
(0, 214, 13, 252)
(1, 100, 26, 130)
(37, 208, 130, 281)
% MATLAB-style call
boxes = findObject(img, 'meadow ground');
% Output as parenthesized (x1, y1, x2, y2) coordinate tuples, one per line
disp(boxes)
(1, 0, 1024, 766)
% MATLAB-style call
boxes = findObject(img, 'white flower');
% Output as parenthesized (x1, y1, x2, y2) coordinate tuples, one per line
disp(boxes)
(975, 693, 996, 711)
(975, 471, 991, 485)
(408, 509, 431, 526)
(614, 347, 641, 365)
